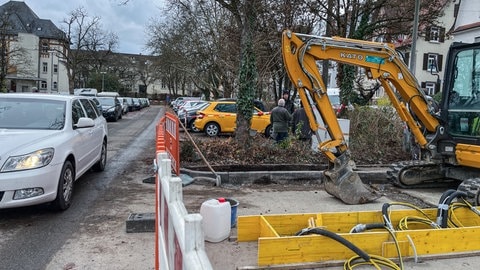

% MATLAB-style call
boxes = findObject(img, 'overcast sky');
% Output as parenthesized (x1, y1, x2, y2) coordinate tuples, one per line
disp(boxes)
(22, 0, 165, 55)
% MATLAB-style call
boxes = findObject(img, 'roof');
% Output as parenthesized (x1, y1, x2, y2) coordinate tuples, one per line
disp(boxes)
(453, 22, 480, 34)
(0, 1, 67, 40)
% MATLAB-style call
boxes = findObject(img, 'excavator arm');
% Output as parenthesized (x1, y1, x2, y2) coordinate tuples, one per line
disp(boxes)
(281, 30, 442, 204)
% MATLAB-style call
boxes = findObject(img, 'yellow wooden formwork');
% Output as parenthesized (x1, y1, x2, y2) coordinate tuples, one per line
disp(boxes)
(237, 207, 480, 266)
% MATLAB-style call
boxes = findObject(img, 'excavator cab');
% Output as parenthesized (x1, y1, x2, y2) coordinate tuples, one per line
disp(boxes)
(442, 43, 480, 140)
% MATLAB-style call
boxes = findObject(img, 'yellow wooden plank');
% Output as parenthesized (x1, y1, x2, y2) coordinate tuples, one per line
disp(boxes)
(260, 215, 280, 238)
(257, 232, 391, 266)
(238, 207, 480, 266)
(237, 216, 261, 241)
(262, 214, 317, 236)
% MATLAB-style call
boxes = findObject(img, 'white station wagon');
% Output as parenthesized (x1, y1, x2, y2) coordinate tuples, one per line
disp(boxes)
(0, 93, 108, 210)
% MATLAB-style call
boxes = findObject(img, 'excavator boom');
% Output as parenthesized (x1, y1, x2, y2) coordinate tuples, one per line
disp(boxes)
(282, 30, 441, 204)
(282, 30, 480, 205)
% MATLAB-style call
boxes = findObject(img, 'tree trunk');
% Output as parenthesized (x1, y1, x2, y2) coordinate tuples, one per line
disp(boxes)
(235, 0, 258, 147)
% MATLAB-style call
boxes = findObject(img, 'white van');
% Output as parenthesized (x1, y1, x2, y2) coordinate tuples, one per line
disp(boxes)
(74, 88, 98, 96)
(97, 91, 120, 97)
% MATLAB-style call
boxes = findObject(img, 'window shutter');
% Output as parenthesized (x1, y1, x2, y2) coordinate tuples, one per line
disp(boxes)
(438, 55, 443, 71)
(436, 82, 440, 93)
(404, 52, 410, 66)
(423, 54, 428, 70)
(421, 82, 426, 89)
(425, 26, 431, 41)
(439, 27, 445, 43)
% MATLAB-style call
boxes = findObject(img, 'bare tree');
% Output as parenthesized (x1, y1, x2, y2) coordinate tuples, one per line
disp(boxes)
(59, 7, 118, 92)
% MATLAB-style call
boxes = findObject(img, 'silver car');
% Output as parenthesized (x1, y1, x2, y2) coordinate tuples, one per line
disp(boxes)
(0, 93, 108, 210)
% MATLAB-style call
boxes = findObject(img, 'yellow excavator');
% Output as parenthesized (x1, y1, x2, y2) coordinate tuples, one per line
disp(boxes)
(282, 30, 480, 205)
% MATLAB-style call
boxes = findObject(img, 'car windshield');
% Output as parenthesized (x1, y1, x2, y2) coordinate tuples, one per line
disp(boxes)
(97, 97, 116, 106)
(0, 98, 66, 130)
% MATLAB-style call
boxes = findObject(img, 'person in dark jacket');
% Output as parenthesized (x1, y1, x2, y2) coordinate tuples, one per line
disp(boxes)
(292, 102, 313, 149)
(282, 90, 295, 114)
(270, 98, 292, 143)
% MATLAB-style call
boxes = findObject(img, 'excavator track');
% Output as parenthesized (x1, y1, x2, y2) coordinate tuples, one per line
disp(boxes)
(387, 160, 456, 189)
(457, 178, 480, 206)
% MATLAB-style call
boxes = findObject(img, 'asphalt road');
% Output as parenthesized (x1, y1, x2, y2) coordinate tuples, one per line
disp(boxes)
(0, 105, 163, 270)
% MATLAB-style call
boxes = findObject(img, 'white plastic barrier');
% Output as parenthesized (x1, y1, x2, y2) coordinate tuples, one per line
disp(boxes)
(155, 152, 213, 270)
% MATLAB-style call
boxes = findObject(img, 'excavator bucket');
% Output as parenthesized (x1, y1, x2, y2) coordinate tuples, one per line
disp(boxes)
(323, 153, 381, 204)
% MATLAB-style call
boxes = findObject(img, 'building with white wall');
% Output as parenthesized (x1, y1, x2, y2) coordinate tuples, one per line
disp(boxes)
(452, 0, 480, 43)
(0, 1, 69, 93)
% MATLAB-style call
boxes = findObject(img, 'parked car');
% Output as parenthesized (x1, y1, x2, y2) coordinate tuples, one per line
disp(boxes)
(177, 102, 210, 132)
(118, 97, 130, 114)
(194, 100, 272, 137)
(0, 93, 108, 210)
(125, 97, 135, 112)
(176, 100, 208, 115)
(171, 96, 201, 111)
(97, 96, 123, 121)
(132, 98, 142, 111)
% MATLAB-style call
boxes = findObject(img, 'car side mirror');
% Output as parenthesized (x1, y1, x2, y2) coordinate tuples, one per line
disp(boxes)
(75, 117, 95, 129)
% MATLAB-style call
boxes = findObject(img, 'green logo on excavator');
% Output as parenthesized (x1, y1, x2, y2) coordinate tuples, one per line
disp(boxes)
(366, 56, 385, 64)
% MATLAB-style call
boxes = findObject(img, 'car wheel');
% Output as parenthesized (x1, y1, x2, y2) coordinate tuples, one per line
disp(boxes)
(189, 120, 200, 132)
(204, 122, 220, 137)
(265, 125, 272, 138)
(92, 140, 107, 172)
(51, 160, 74, 211)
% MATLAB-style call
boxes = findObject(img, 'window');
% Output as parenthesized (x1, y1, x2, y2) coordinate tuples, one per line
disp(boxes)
(41, 42, 49, 53)
(40, 81, 47, 89)
(427, 54, 438, 72)
(425, 82, 436, 96)
(42, 62, 48, 73)
(79, 98, 98, 119)
(430, 27, 440, 42)
(72, 100, 85, 124)
(215, 103, 236, 113)
(423, 53, 443, 72)
(53, 82, 58, 89)
(426, 26, 445, 43)
(53, 64, 58, 73)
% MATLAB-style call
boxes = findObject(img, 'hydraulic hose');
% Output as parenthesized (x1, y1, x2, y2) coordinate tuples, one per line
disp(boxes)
(438, 191, 468, 228)
(296, 228, 371, 262)
(436, 189, 457, 227)
(349, 223, 385, 233)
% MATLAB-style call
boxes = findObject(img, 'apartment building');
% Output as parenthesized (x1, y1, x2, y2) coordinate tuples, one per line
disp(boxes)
(0, 1, 69, 93)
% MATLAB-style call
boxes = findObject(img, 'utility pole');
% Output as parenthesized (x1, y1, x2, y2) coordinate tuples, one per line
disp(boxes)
(410, 0, 420, 76)
(101, 71, 106, 91)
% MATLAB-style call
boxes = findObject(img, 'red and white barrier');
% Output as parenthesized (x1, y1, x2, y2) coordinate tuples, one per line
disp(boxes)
(155, 152, 213, 270)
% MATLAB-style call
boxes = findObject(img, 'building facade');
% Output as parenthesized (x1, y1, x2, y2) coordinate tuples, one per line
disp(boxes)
(0, 1, 69, 93)
(452, 0, 480, 43)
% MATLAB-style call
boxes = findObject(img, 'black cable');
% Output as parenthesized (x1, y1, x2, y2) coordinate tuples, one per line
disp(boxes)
(296, 227, 371, 262)
(439, 191, 468, 228)
(436, 189, 457, 226)
(349, 223, 385, 233)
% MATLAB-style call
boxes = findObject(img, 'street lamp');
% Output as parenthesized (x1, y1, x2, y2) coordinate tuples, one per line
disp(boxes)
(100, 71, 106, 91)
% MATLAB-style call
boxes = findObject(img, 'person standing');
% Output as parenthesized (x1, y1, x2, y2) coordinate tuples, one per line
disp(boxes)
(282, 90, 295, 114)
(270, 98, 292, 143)
(292, 103, 313, 149)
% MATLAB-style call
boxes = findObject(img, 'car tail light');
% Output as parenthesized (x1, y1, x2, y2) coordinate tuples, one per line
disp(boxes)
(197, 112, 205, 119)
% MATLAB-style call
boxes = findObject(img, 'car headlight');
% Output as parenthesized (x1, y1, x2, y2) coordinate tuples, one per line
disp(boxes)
(1, 148, 54, 172)
(107, 107, 115, 112)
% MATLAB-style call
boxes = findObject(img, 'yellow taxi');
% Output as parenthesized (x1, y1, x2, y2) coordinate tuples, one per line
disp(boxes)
(194, 100, 271, 137)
